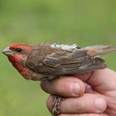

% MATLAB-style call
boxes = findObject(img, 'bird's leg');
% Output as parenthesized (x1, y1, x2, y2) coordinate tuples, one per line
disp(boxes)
(52, 95, 64, 116)
(40, 76, 57, 81)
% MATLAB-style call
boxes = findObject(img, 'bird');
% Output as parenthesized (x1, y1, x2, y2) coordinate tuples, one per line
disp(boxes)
(2, 43, 116, 115)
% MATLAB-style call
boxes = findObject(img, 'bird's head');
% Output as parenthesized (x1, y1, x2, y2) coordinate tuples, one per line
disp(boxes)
(2, 43, 32, 66)
(2, 43, 33, 79)
(3, 43, 32, 61)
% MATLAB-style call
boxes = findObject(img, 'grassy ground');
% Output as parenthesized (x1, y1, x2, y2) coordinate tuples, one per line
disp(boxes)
(0, 0, 116, 116)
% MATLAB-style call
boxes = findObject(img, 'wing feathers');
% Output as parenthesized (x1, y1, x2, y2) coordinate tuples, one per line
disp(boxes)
(83, 45, 116, 56)
(26, 45, 108, 76)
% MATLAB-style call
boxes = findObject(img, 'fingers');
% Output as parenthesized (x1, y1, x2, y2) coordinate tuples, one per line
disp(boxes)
(58, 114, 108, 116)
(47, 94, 107, 114)
(41, 76, 85, 97)
(41, 68, 116, 97)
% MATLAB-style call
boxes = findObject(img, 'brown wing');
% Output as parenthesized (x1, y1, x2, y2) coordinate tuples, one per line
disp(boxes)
(26, 48, 106, 76)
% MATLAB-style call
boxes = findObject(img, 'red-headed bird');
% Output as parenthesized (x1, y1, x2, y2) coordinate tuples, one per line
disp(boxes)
(2, 43, 116, 80)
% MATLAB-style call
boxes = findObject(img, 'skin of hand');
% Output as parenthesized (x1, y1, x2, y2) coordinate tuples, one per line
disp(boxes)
(41, 68, 116, 116)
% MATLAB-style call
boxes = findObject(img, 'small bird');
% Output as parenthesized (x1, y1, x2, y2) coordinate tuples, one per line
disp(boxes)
(2, 43, 116, 115)
(2, 43, 116, 80)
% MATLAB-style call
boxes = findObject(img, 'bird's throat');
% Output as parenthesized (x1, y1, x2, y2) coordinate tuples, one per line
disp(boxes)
(8, 56, 44, 81)
(8, 56, 33, 80)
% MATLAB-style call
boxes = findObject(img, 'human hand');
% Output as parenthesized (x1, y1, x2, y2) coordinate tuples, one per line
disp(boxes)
(41, 68, 116, 116)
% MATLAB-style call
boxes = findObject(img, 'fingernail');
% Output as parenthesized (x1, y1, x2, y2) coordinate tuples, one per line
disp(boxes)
(95, 98, 106, 113)
(72, 82, 80, 96)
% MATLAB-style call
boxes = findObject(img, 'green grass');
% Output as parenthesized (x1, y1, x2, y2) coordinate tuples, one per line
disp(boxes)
(0, 0, 116, 116)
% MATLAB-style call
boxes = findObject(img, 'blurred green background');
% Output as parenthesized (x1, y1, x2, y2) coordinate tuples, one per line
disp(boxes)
(0, 0, 116, 116)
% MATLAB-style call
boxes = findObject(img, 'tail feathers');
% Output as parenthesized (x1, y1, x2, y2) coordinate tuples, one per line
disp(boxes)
(83, 45, 116, 56)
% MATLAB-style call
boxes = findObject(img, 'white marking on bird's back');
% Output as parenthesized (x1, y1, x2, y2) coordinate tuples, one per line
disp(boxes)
(50, 43, 77, 50)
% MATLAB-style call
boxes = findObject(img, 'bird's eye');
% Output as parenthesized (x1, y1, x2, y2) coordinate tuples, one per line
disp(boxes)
(16, 48, 22, 53)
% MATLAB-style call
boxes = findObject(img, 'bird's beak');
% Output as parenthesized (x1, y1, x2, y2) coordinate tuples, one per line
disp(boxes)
(2, 47, 13, 56)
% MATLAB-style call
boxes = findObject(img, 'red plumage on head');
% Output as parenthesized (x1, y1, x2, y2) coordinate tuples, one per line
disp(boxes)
(5, 43, 33, 79)
(9, 43, 31, 51)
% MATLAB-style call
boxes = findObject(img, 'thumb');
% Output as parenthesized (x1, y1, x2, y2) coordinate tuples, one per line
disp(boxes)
(75, 68, 116, 92)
